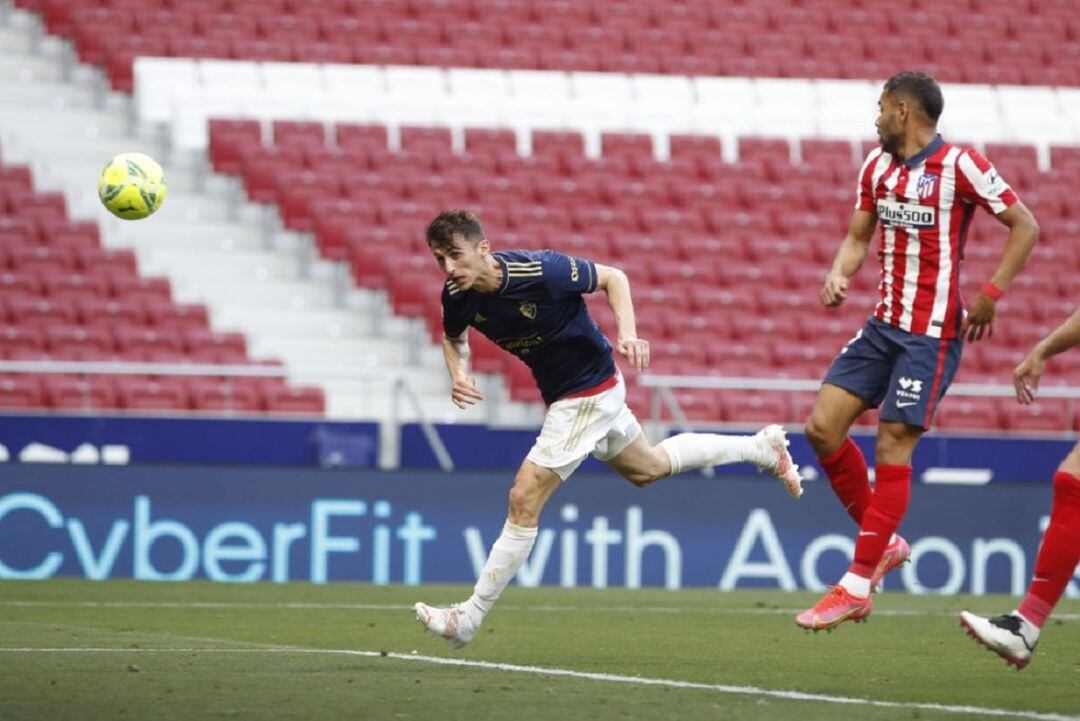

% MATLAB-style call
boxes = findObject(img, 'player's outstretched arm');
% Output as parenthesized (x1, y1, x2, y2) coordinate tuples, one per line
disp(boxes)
(443, 331, 484, 408)
(962, 201, 1039, 343)
(1014, 307, 1080, 405)
(595, 263, 649, 372)
(821, 209, 876, 308)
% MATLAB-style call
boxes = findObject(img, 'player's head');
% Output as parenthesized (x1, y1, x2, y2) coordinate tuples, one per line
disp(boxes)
(426, 210, 491, 291)
(876, 72, 943, 156)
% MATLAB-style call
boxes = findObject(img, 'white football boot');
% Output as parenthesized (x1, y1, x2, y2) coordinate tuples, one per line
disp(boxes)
(414, 602, 477, 649)
(959, 611, 1039, 669)
(754, 424, 803, 499)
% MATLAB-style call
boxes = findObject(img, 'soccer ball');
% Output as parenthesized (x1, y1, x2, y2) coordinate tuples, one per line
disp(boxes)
(98, 152, 168, 220)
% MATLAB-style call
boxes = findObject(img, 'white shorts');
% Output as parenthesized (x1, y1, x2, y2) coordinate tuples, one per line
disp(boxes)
(525, 375, 642, 481)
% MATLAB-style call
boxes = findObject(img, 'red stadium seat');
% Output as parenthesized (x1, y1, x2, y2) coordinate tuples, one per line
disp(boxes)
(0, 324, 45, 357)
(272, 121, 327, 149)
(935, 397, 1004, 432)
(263, 384, 326, 415)
(1002, 401, 1070, 433)
(464, 128, 517, 156)
(43, 376, 118, 411)
(208, 120, 263, 176)
(189, 380, 261, 414)
(184, 329, 247, 359)
(0, 375, 43, 409)
(116, 378, 190, 412)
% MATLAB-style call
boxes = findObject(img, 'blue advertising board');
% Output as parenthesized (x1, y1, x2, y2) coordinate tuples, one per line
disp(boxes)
(0, 464, 1075, 597)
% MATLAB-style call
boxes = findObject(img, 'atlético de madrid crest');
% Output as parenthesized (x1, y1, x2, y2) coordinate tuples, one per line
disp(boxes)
(518, 302, 537, 320)
(917, 172, 939, 200)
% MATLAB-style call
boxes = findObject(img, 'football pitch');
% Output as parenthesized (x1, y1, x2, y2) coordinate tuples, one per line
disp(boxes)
(1, 580, 1078, 721)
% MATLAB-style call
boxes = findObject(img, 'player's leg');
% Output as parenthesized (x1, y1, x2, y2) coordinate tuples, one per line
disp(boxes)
(604, 421, 802, 497)
(961, 442, 1080, 669)
(798, 326, 952, 631)
(415, 459, 562, 647)
(796, 419, 919, 632)
(805, 383, 873, 523)
(806, 321, 899, 526)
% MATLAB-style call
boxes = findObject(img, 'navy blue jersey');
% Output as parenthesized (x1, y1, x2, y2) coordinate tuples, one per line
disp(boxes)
(442, 249, 616, 404)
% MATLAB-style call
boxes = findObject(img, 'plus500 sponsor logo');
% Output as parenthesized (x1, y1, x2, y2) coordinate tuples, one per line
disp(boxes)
(877, 200, 936, 228)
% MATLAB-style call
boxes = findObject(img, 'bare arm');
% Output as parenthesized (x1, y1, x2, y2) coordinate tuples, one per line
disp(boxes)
(961, 201, 1040, 343)
(1013, 307, 1080, 404)
(443, 331, 484, 408)
(595, 263, 649, 371)
(820, 209, 877, 307)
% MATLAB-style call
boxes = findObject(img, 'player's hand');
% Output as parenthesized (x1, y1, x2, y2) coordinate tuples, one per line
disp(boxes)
(820, 271, 849, 307)
(961, 293, 996, 343)
(1013, 348, 1046, 405)
(450, 374, 484, 408)
(618, 336, 650, 372)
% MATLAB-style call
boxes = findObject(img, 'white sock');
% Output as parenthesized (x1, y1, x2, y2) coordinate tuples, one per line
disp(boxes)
(839, 572, 872, 598)
(462, 520, 538, 626)
(658, 433, 759, 475)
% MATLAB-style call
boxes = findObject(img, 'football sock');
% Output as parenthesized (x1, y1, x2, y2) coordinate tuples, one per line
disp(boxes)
(819, 437, 872, 524)
(1016, 471, 1080, 630)
(657, 433, 759, 475)
(850, 465, 911, 577)
(462, 520, 538, 626)
(838, 572, 872, 598)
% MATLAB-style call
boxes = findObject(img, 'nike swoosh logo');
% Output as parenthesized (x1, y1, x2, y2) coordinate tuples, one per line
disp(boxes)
(858, 531, 878, 537)
(895, 401, 918, 408)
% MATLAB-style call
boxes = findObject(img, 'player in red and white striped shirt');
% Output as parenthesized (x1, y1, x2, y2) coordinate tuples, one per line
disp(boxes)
(796, 72, 1040, 631)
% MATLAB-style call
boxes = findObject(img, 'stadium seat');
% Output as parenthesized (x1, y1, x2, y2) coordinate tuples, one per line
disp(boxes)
(263, 384, 327, 414)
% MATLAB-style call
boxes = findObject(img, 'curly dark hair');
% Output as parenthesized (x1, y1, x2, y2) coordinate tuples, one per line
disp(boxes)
(425, 210, 485, 251)
(883, 71, 944, 123)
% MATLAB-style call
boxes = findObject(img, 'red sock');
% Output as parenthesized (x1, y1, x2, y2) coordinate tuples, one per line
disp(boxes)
(1017, 471, 1080, 629)
(850, 465, 911, 577)
(819, 437, 872, 524)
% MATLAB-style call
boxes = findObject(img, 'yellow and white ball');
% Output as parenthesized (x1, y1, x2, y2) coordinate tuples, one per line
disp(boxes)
(98, 152, 167, 220)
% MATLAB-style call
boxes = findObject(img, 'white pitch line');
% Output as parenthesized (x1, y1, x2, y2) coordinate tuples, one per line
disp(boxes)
(0, 646, 1075, 721)
(1, 600, 1077, 620)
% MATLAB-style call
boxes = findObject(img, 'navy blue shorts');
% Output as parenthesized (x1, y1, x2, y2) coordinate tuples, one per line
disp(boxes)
(823, 317, 963, 430)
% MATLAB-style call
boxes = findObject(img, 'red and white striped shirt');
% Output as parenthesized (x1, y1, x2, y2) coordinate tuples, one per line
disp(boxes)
(856, 135, 1019, 340)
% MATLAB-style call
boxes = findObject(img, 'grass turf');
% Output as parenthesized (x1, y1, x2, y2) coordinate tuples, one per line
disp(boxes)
(1, 579, 1078, 721)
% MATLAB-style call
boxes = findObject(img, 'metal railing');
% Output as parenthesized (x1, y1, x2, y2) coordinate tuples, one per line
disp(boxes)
(639, 373, 1080, 437)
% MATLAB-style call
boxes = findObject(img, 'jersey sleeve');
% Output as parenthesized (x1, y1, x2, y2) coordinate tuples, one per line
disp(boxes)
(441, 283, 469, 339)
(541, 250, 598, 299)
(855, 147, 884, 212)
(955, 148, 1019, 214)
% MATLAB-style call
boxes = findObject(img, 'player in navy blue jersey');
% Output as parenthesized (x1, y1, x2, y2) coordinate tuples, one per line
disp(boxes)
(414, 210, 803, 647)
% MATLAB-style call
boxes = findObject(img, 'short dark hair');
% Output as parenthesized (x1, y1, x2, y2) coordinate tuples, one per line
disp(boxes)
(883, 71, 944, 123)
(426, 210, 484, 251)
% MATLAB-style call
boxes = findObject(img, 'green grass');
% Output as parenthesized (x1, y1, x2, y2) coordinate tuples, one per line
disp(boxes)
(1, 580, 1078, 721)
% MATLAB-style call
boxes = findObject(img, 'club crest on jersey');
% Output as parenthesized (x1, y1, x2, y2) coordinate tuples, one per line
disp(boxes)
(917, 173, 938, 199)
(519, 302, 537, 320)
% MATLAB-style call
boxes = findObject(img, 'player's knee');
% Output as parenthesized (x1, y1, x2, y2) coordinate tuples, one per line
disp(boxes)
(804, 413, 836, 454)
(875, 423, 920, 465)
(622, 460, 666, 487)
(507, 484, 540, 522)
(623, 469, 660, 488)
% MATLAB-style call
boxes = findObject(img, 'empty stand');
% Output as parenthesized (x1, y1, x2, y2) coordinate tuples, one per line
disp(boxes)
(0, 158, 325, 416)
(205, 117, 1080, 430)
(31, 0, 1080, 91)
